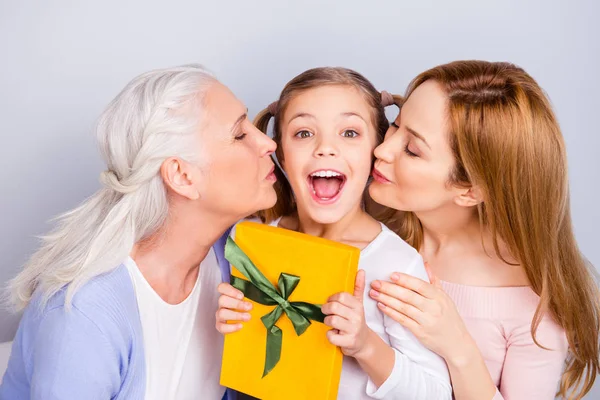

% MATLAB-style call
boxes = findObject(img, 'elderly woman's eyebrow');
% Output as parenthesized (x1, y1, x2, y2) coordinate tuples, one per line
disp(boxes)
(230, 109, 249, 133)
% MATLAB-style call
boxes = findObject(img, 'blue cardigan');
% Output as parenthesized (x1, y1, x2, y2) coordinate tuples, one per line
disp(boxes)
(0, 229, 233, 400)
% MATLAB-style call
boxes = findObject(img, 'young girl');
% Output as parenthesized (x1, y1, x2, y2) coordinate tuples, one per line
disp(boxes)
(216, 67, 452, 399)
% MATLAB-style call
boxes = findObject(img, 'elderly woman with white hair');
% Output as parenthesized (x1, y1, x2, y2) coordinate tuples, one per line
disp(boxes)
(0, 65, 278, 400)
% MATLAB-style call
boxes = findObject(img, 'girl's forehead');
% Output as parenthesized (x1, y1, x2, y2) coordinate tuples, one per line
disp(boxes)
(282, 86, 374, 124)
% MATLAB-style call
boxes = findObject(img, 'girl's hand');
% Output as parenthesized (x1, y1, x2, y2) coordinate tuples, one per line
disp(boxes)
(215, 282, 253, 334)
(322, 270, 375, 358)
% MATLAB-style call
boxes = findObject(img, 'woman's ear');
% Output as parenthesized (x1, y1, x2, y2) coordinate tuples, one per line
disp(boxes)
(453, 184, 484, 208)
(160, 157, 200, 200)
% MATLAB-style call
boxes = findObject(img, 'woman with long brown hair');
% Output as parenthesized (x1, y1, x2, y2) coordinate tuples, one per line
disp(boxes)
(368, 60, 599, 399)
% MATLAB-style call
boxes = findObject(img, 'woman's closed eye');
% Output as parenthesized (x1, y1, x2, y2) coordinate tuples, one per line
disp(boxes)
(234, 133, 247, 141)
(404, 141, 420, 157)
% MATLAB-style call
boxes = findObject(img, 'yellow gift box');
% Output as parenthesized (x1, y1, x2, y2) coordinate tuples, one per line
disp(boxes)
(220, 221, 359, 400)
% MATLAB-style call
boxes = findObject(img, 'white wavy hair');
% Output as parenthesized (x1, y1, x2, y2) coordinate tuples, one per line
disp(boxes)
(9, 64, 217, 310)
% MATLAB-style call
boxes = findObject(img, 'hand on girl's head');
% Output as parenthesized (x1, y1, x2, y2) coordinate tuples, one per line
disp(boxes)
(215, 282, 253, 334)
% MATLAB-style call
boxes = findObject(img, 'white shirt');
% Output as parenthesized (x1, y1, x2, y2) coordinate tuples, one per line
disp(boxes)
(246, 218, 453, 400)
(125, 248, 225, 400)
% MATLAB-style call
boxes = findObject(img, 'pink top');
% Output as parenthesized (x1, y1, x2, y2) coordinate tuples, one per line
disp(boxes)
(440, 280, 569, 400)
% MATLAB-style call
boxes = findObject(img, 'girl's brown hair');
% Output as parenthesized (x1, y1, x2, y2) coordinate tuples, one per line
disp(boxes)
(395, 60, 599, 399)
(253, 67, 402, 224)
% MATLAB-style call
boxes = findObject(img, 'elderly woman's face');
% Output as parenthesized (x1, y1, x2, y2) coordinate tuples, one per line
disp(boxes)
(195, 83, 277, 219)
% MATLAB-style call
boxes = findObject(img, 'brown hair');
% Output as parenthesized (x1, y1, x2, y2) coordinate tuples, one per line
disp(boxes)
(395, 60, 599, 399)
(254, 67, 403, 223)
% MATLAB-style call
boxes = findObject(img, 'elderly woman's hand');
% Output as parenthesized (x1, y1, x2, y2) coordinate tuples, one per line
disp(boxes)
(215, 283, 253, 334)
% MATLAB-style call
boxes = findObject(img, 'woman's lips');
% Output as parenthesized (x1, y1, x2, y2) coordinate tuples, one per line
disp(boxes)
(372, 168, 392, 184)
(265, 166, 277, 182)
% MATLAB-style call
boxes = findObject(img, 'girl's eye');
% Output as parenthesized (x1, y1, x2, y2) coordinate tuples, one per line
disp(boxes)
(341, 130, 359, 138)
(234, 133, 247, 141)
(295, 130, 313, 139)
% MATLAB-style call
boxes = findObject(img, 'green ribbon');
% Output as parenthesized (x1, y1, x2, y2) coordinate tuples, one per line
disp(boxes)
(225, 237, 326, 377)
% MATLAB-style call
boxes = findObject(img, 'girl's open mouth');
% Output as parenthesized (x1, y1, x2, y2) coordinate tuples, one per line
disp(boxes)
(307, 169, 347, 205)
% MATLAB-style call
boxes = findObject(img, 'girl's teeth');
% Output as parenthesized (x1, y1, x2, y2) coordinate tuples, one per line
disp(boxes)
(311, 170, 341, 178)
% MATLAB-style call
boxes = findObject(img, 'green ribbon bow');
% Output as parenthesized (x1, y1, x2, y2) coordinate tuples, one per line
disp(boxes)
(225, 237, 326, 377)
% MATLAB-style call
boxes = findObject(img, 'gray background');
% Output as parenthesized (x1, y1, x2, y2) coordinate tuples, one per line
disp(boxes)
(1, 0, 598, 397)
